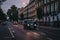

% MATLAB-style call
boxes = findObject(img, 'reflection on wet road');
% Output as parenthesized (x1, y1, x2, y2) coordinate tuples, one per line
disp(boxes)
(25, 31, 40, 40)
(8, 22, 51, 40)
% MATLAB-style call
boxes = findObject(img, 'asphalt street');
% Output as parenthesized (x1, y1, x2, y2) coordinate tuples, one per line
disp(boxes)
(39, 26, 60, 40)
(0, 23, 14, 40)
(0, 22, 58, 40)
(7, 22, 51, 40)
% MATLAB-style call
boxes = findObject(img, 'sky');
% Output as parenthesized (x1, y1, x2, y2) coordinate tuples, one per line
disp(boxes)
(1, 0, 29, 13)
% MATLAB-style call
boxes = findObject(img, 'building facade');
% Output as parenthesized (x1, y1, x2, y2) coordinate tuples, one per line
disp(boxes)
(18, 7, 24, 18)
(38, 0, 60, 26)
(18, 0, 60, 27)
(20, 0, 38, 20)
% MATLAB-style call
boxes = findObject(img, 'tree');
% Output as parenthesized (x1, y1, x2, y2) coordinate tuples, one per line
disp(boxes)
(37, 7, 43, 20)
(37, 0, 41, 6)
(11, 5, 18, 21)
(7, 9, 12, 21)
(20, 13, 24, 24)
(37, 7, 43, 26)
(0, 8, 6, 21)
(7, 5, 18, 21)
(20, 13, 24, 20)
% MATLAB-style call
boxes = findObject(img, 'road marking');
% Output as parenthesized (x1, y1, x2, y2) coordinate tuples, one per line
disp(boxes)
(8, 28, 15, 38)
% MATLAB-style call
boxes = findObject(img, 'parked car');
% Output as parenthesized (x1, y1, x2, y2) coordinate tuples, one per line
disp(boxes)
(29, 21, 37, 30)
(24, 19, 37, 30)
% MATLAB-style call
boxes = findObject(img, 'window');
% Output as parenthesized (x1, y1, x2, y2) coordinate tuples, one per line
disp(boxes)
(39, 2, 41, 6)
(51, 4, 54, 12)
(47, 5, 50, 13)
(47, 0, 50, 2)
(44, 17, 45, 22)
(54, 16, 57, 21)
(44, 7, 46, 13)
(55, 2, 58, 11)
(58, 13, 60, 21)
(24, 11, 27, 14)
(44, 0, 46, 4)
(41, 1, 43, 5)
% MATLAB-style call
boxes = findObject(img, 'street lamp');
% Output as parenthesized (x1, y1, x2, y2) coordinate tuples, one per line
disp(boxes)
(7, 16, 9, 20)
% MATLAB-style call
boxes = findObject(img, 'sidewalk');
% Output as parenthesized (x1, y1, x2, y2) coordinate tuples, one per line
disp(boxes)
(38, 26, 60, 30)
(17, 23, 60, 30)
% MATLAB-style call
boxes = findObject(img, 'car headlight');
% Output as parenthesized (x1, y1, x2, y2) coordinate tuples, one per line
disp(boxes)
(27, 24, 29, 26)
(34, 24, 37, 26)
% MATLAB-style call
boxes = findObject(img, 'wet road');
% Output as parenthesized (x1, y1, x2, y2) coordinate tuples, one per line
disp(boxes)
(39, 27, 60, 40)
(2, 21, 59, 40)
(11, 23, 60, 40)
(7, 22, 50, 40)
(0, 22, 53, 40)
(0, 23, 14, 40)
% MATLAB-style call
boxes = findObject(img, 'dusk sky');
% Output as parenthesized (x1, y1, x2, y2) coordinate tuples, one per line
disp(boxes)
(1, 0, 29, 13)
